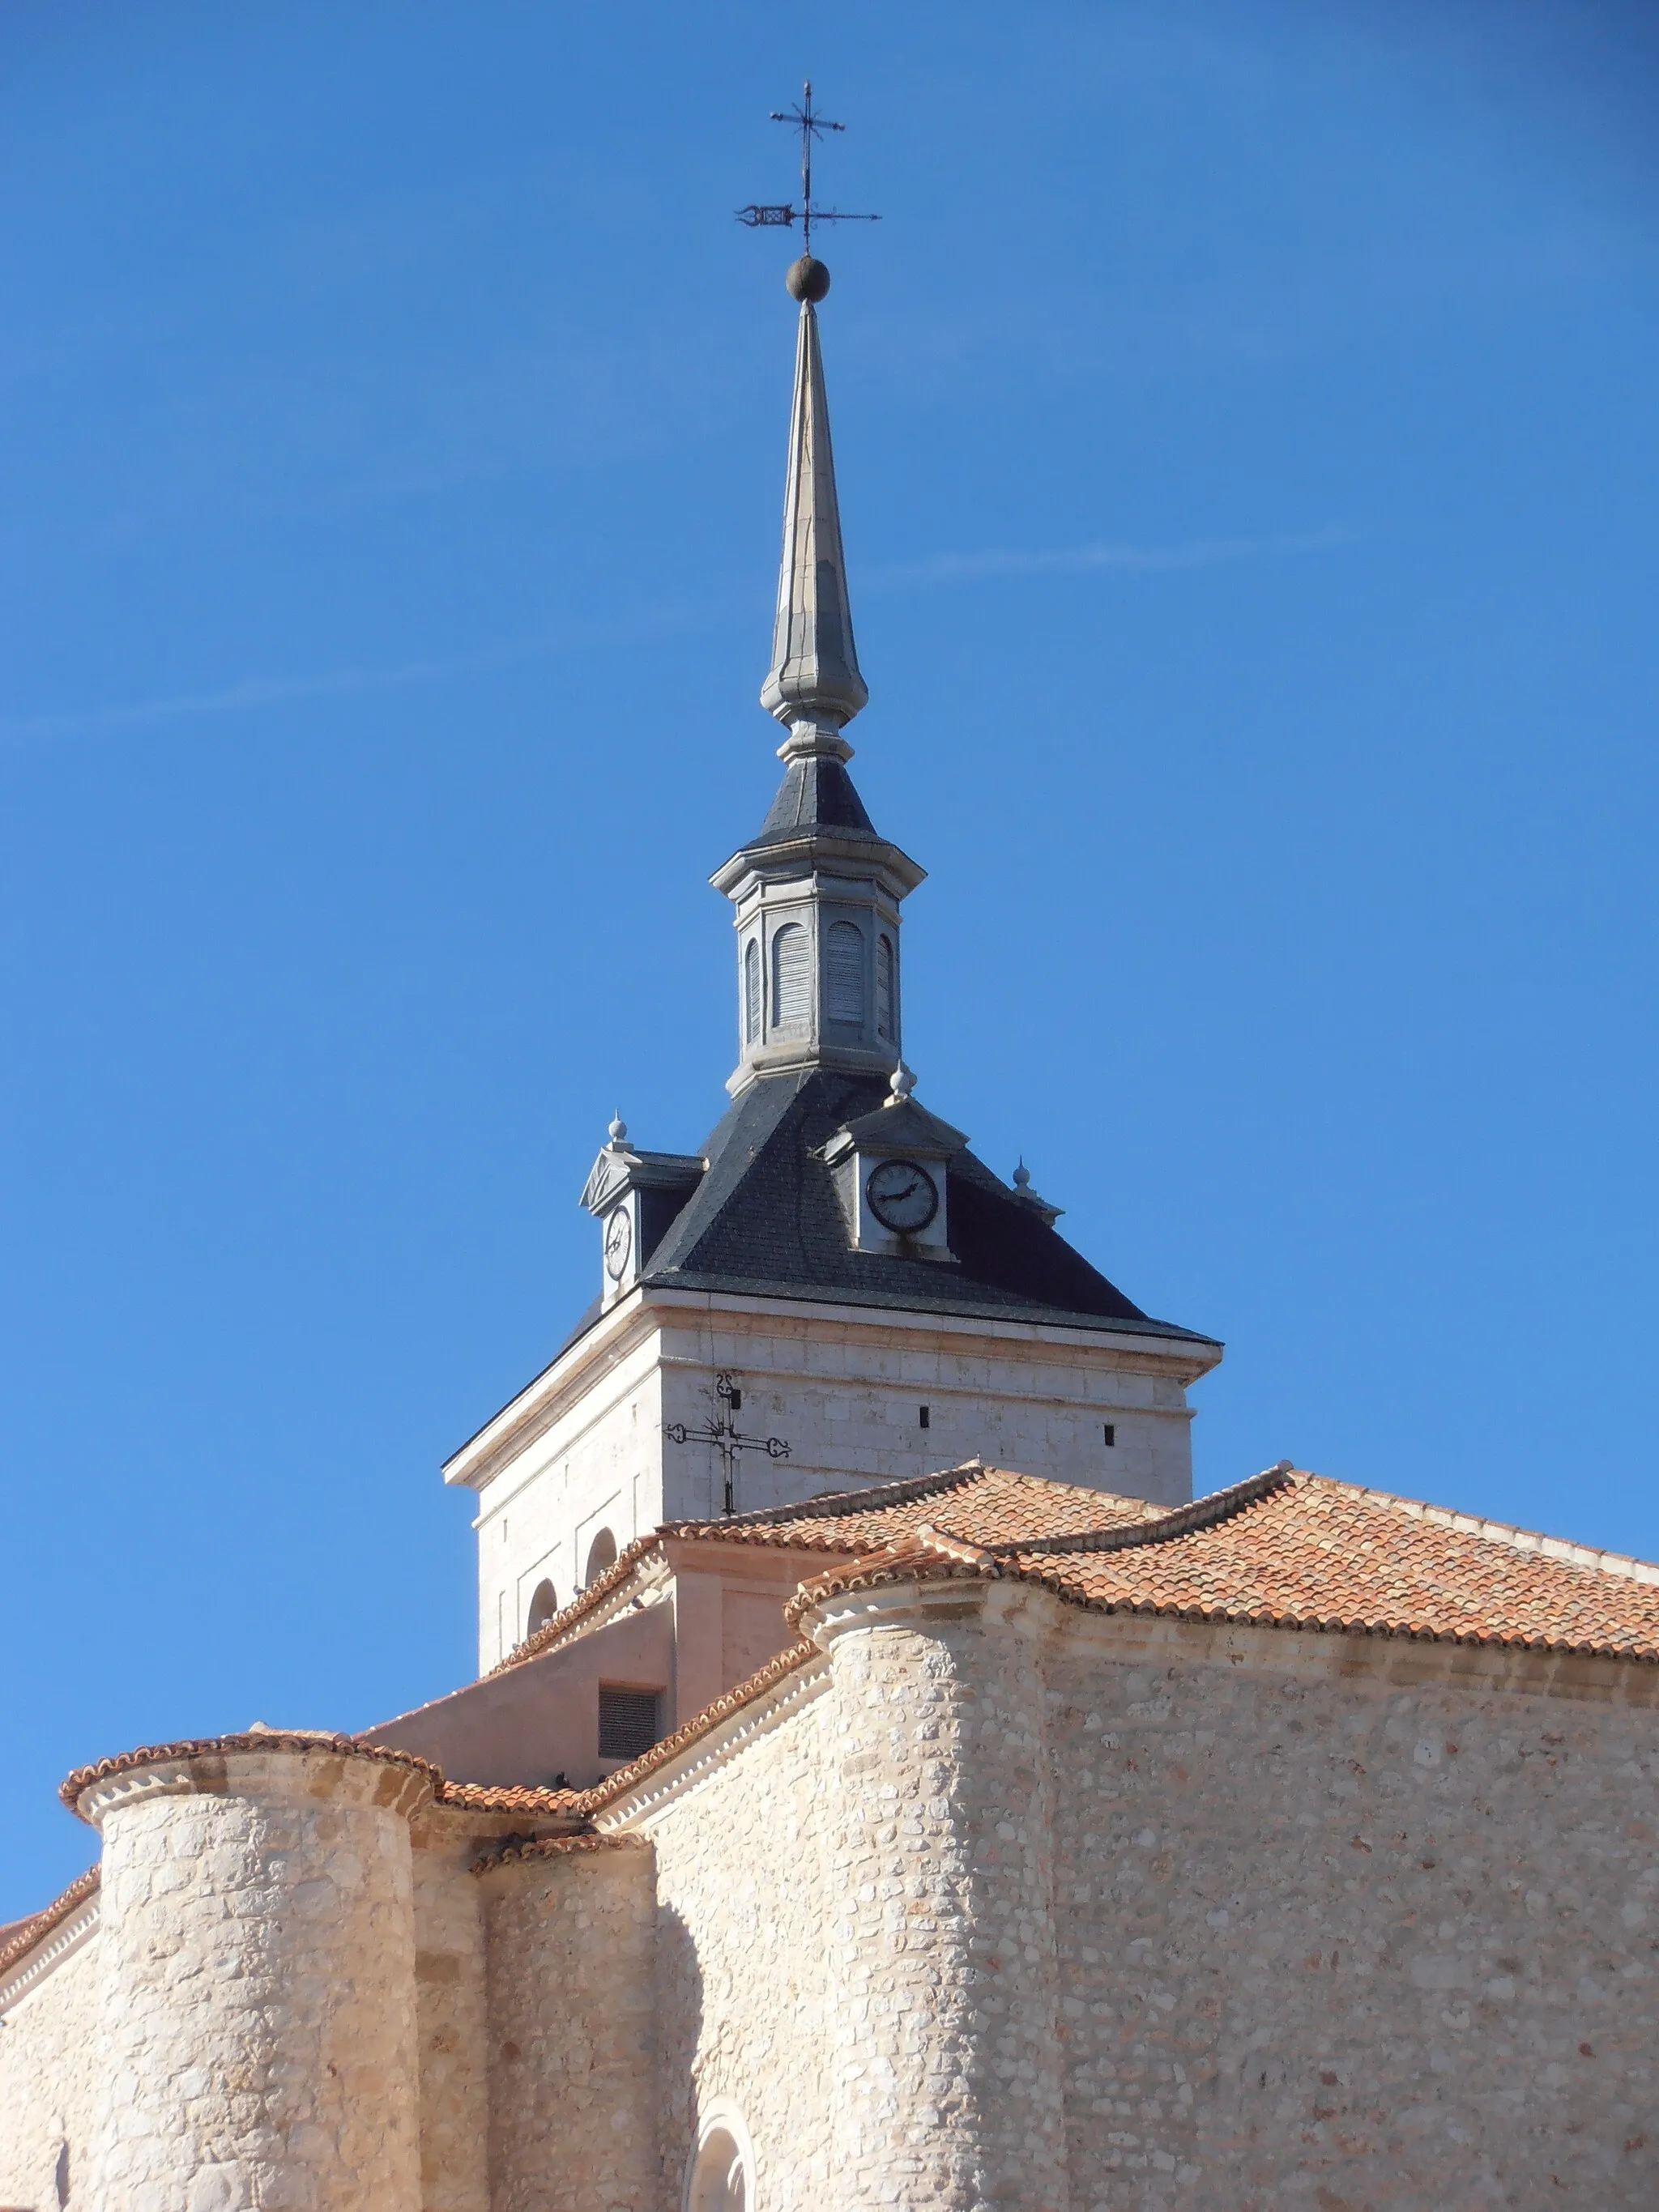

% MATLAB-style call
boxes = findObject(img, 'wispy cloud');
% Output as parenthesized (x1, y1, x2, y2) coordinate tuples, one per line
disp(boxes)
(0, 607, 709, 744)
(868, 523, 1359, 589)
(1, 526, 1358, 743)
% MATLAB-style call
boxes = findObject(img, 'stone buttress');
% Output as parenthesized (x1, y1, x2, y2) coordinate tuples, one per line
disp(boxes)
(70, 1737, 433, 2212)
(475, 1834, 658, 2212)
(797, 1571, 1070, 2211)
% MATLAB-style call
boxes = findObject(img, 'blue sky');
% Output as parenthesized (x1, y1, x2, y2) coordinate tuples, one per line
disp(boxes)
(2, 1, 1656, 1913)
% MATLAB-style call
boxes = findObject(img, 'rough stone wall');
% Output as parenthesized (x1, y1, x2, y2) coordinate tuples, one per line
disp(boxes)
(640, 1678, 842, 2209)
(480, 1838, 658, 2212)
(0, 1933, 102, 2210)
(1044, 1617, 1659, 2210)
(87, 1750, 425, 2212)
(816, 1592, 1070, 2210)
(412, 1819, 491, 2212)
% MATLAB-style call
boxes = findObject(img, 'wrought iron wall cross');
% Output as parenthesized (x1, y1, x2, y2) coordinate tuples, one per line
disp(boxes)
(664, 1372, 791, 1517)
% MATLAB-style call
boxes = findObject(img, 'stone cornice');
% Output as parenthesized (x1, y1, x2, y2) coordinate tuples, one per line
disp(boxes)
(641, 1282, 1220, 1367)
(63, 1733, 438, 1828)
(0, 1890, 100, 2018)
(450, 1283, 1220, 1500)
(0, 1863, 101, 2010)
(441, 1289, 663, 1492)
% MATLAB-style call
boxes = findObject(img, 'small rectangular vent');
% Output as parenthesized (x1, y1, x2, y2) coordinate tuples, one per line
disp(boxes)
(919, 1404, 930, 1430)
(1103, 1424, 1116, 1447)
(598, 1686, 662, 1762)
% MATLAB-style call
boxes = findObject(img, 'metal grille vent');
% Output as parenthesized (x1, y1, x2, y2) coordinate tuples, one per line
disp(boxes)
(598, 1686, 662, 1762)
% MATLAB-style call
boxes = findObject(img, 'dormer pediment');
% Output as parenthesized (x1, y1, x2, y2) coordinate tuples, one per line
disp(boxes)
(822, 1095, 968, 1166)
(578, 1144, 704, 1219)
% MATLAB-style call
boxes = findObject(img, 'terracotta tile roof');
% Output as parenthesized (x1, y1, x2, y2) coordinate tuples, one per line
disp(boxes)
(662, 1461, 1166, 1553)
(0, 1865, 100, 1982)
(433, 1779, 589, 1815)
(60, 1732, 441, 1817)
(785, 1467, 1659, 1663)
(490, 1464, 1162, 1676)
(474, 1831, 652, 1873)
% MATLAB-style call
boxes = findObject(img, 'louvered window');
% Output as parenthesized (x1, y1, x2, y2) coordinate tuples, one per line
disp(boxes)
(598, 1686, 661, 1762)
(771, 923, 810, 1032)
(876, 935, 896, 1041)
(825, 920, 864, 1025)
(744, 938, 761, 1044)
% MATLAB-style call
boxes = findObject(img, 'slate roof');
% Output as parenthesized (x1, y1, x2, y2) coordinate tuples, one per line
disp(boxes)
(557, 1068, 1215, 1361)
(748, 752, 885, 848)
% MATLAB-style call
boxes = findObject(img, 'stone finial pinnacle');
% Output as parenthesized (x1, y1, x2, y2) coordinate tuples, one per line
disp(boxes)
(759, 292, 868, 735)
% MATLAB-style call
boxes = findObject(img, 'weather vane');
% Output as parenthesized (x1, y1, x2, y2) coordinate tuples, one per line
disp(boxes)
(737, 81, 879, 261)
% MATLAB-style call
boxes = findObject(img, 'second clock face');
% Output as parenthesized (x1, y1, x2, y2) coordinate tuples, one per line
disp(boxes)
(865, 1157, 940, 1234)
(603, 1205, 633, 1279)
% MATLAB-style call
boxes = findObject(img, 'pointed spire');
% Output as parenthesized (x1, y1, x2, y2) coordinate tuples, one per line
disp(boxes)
(760, 263, 868, 738)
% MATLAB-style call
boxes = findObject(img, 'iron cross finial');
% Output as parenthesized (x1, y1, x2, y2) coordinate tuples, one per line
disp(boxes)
(737, 80, 879, 259)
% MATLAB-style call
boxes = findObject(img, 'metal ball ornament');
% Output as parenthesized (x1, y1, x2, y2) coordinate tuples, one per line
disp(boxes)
(786, 254, 831, 303)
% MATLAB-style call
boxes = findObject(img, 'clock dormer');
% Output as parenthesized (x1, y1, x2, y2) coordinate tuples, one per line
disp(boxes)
(578, 1119, 703, 1305)
(820, 1074, 966, 1260)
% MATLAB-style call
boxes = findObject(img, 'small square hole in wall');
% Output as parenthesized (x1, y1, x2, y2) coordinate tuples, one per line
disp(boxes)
(919, 1404, 930, 1430)
(1103, 1424, 1115, 1447)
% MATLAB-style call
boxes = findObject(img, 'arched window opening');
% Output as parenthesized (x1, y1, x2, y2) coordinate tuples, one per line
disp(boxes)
(771, 923, 810, 1033)
(584, 1528, 617, 1588)
(876, 934, 896, 1042)
(526, 1579, 558, 1636)
(743, 938, 761, 1045)
(825, 919, 865, 1025)
(685, 2107, 755, 2212)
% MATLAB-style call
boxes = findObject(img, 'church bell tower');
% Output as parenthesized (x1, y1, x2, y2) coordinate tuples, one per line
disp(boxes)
(444, 178, 1222, 1674)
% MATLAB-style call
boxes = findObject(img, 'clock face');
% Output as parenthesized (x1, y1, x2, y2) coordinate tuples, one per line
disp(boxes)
(603, 1204, 633, 1280)
(865, 1157, 940, 1234)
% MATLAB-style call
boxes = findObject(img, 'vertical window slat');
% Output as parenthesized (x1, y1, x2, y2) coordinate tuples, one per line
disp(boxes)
(825, 919, 865, 1025)
(744, 938, 761, 1043)
(772, 923, 810, 1031)
(876, 935, 896, 1042)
